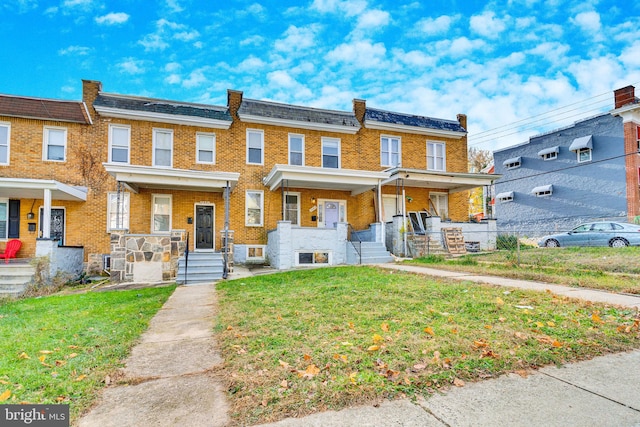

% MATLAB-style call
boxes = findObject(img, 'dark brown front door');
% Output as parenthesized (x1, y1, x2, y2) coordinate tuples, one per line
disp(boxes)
(195, 205, 214, 250)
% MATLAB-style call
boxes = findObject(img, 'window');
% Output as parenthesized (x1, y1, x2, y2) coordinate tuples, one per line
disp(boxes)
(381, 136, 401, 167)
(0, 200, 7, 239)
(153, 129, 173, 167)
(107, 192, 130, 231)
(532, 185, 553, 197)
(503, 157, 521, 169)
(247, 129, 264, 165)
(246, 246, 265, 260)
(246, 190, 263, 226)
(637, 126, 640, 152)
(152, 194, 172, 233)
(322, 137, 340, 168)
(429, 193, 448, 219)
(577, 148, 592, 163)
(297, 251, 331, 265)
(0, 123, 9, 165)
(538, 146, 559, 161)
(43, 127, 67, 161)
(427, 142, 445, 171)
(109, 125, 130, 163)
(196, 132, 216, 164)
(284, 192, 300, 225)
(289, 134, 304, 166)
(496, 191, 514, 203)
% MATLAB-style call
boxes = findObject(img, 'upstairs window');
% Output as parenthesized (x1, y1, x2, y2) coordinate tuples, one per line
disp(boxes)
(247, 129, 264, 165)
(538, 146, 559, 161)
(502, 156, 521, 170)
(637, 126, 640, 152)
(109, 124, 130, 163)
(0, 123, 9, 165)
(196, 132, 216, 164)
(44, 127, 67, 162)
(496, 191, 514, 203)
(322, 137, 340, 168)
(381, 136, 401, 167)
(532, 184, 553, 197)
(427, 142, 445, 171)
(569, 135, 592, 163)
(289, 134, 304, 166)
(153, 128, 173, 167)
(577, 148, 592, 163)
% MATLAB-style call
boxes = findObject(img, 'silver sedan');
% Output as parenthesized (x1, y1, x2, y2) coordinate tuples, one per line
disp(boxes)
(538, 222, 640, 248)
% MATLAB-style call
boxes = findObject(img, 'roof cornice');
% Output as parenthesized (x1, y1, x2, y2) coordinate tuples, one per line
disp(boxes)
(94, 105, 232, 129)
(239, 113, 360, 134)
(611, 103, 640, 124)
(364, 120, 466, 139)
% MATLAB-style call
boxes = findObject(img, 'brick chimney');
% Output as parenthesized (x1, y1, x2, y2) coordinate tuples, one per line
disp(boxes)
(457, 113, 467, 130)
(227, 89, 243, 119)
(614, 85, 635, 109)
(82, 79, 102, 121)
(353, 99, 366, 125)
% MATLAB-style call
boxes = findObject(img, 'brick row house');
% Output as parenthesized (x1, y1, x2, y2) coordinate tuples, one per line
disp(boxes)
(0, 80, 496, 286)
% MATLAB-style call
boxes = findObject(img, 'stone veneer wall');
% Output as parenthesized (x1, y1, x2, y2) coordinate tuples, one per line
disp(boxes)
(109, 230, 187, 283)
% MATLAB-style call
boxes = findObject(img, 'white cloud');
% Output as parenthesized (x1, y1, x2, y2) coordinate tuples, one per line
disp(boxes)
(325, 40, 387, 67)
(236, 56, 267, 73)
(568, 56, 624, 95)
(392, 49, 437, 68)
(182, 69, 208, 88)
(571, 11, 602, 34)
(274, 25, 319, 53)
(95, 12, 130, 25)
(416, 15, 455, 36)
(620, 41, 640, 68)
(435, 37, 486, 57)
(138, 19, 200, 51)
(174, 29, 200, 41)
(356, 9, 390, 29)
(526, 42, 571, 63)
(240, 35, 265, 47)
(62, 0, 92, 8)
(139, 34, 170, 51)
(469, 11, 508, 38)
(165, 74, 181, 84)
(310, 0, 367, 17)
(118, 58, 146, 74)
(58, 45, 91, 55)
(164, 62, 181, 72)
(166, 0, 183, 13)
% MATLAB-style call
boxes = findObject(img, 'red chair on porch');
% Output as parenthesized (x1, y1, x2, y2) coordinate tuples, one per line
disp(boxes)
(0, 239, 21, 264)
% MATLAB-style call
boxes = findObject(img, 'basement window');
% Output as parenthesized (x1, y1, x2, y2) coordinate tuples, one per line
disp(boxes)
(296, 251, 331, 266)
(246, 246, 265, 261)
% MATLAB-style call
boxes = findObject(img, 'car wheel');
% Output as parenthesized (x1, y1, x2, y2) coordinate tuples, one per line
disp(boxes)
(610, 238, 629, 248)
(545, 239, 560, 248)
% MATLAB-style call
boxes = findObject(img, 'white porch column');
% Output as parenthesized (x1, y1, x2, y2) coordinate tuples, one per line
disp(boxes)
(42, 188, 52, 239)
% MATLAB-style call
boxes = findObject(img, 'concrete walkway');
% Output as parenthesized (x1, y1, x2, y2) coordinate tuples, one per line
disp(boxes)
(77, 264, 640, 426)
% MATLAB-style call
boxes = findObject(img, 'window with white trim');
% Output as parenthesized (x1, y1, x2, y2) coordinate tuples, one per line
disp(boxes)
(381, 136, 401, 167)
(109, 124, 130, 163)
(152, 194, 172, 233)
(496, 192, 514, 203)
(296, 251, 331, 265)
(107, 192, 130, 231)
(246, 246, 266, 260)
(577, 148, 592, 163)
(43, 126, 67, 161)
(284, 192, 300, 225)
(196, 132, 216, 164)
(289, 134, 304, 166)
(0, 199, 7, 239)
(429, 192, 448, 219)
(427, 141, 445, 171)
(532, 185, 553, 197)
(247, 129, 264, 165)
(153, 128, 173, 167)
(0, 123, 10, 165)
(322, 137, 340, 168)
(246, 190, 263, 226)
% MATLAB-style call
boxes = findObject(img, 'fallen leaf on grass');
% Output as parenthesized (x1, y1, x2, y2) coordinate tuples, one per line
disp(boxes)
(381, 323, 390, 332)
(68, 345, 79, 349)
(278, 360, 290, 369)
(413, 363, 427, 371)
(0, 390, 10, 401)
(552, 340, 563, 348)
(515, 370, 529, 378)
(372, 334, 384, 343)
(453, 378, 465, 387)
(423, 327, 435, 336)
(349, 372, 357, 385)
(591, 313, 604, 324)
(496, 297, 504, 306)
(68, 353, 78, 359)
(367, 345, 380, 352)
(18, 352, 30, 360)
(74, 375, 86, 382)
(39, 350, 53, 354)
(280, 380, 288, 389)
(298, 364, 320, 379)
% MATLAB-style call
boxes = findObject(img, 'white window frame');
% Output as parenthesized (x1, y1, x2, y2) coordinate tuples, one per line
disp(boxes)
(288, 133, 305, 166)
(505, 160, 521, 169)
(427, 141, 446, 171)
(429, 192, 449, 219)
(497, 194, 514, 203)
(245, 190, 264, 227)
(109, 124, 131, 164)
(246, 245, 266, 261)
(107, 192, 130, 231)
(153, 128, 173, 167)
(0, 122, 10, 166)
(295, 250, 332, 266)
(247, 129, 264, 165)
(322, 137, 341, 169)
(577, 148, 592, 163)
(152, 194, 172, 233)
(381, 136, 401, 167)
(534, 188, 553, 197)
(284, 191, 301, 225)
(43, 126, 67, 162)
(542, 152, 557, 161)
(0, 198, 8, 239)
(196, 132, 216, 164)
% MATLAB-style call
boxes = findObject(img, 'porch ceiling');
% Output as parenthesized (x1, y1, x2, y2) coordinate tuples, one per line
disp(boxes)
(263, 164, 390, 196)
(0, 178, 87, 201)
(103, 163, 240, 193)
(384, 168, 500, 193)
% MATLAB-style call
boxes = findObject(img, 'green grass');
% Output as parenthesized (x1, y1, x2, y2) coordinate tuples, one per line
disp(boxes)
(408, 247, 640, 294)
(214, 266, 640, 425)
(0, 285, 175, 421)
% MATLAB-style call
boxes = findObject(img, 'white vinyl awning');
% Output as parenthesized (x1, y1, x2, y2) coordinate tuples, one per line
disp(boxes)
(496, 191, 514, 200)
(532, 184, 553, 194)
(502, 156, 521, 166)
(537, 146, 559, 156)
(569, 135, 593, 151)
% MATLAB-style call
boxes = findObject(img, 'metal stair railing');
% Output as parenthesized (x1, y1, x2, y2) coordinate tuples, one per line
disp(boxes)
(347, 224, 362, 265)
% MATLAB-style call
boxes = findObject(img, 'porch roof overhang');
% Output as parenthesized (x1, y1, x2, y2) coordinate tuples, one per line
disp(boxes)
(103, 163, 240, 193)
(0, 178, 88, 201)
(382, 168, 500, 193)
(263, 164, 390, 196)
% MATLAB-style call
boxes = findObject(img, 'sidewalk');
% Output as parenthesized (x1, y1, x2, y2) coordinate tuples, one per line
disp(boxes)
(78, 264, 640, 426)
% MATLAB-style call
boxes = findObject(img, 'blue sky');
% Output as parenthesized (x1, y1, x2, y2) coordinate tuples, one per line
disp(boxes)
(2, 0, 639, 151)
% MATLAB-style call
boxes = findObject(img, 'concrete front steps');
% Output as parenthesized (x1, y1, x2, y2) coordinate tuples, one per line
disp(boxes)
(347, 241, 394, 265)
(0, 263, 35, 297)
(176, 251, 225, 284)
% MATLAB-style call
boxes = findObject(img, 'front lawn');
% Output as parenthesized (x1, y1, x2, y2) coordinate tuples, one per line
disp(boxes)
(214, 266, 640, 425)
(407, 246, 640, 294)
(0, 285, 175, 421)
